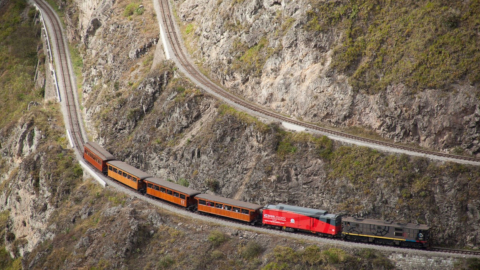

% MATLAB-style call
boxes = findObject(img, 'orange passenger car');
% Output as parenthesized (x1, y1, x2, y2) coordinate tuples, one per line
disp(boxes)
(195, 194, 262, 223)
(83, 141, 115, 174)
(107, 161, 151, 191)
(144, 177, 200, 209)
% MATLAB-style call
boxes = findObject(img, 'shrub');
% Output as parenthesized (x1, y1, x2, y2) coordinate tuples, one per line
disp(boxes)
(124, 3, 137, 17)
(241, 241, 263, 259)
(157, 256, 174, 269)
(185, 24, 194, 35)
(208, 230, 227, 247)
(322, 248, 346, 264)
(301, 245, 322, 266)
(206, 178, 219, 192)
(178, 178, 189, 187)
(211, 250, 224, 260)
(276, 140, 297, 158)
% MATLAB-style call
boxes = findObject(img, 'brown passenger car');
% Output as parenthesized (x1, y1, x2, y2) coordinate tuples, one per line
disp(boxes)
(195, 194, 262, 223)
(144, 177, 200, 208)
(107, 161, 151, 191)
(83, 141, 115, 174)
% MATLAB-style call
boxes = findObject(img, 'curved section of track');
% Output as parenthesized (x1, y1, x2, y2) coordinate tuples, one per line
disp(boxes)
(34, 0, 85, 153)
(156, 0, 479, 166)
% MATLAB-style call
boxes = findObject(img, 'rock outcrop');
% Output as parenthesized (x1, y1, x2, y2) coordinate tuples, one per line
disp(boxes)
(174, 0, 480, 156)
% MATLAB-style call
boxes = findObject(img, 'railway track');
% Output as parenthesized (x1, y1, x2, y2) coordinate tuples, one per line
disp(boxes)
(34, 0, 85, 153)
(430, 247, 480, 257)
(157, 0, 480, 166)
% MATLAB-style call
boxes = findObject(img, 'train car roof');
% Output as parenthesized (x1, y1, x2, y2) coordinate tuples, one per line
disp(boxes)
(195, 194, 262, 211)
(145, 177, 200, 196)
(265, 204, 329, 217)
(85, 141, 115, 161)
(107, 160, 152, 180)
(342, 216, 430, 230)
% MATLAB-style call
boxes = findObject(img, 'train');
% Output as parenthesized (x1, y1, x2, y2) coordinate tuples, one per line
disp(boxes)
(84, 141, 430, 249)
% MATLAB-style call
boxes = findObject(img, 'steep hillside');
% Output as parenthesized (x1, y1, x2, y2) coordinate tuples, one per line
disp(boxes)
(59, 0, 480, 250)
(173, 0, 480, 156)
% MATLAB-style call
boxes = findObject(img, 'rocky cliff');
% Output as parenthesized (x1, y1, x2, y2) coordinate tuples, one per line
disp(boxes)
(173, 0, 480, 156)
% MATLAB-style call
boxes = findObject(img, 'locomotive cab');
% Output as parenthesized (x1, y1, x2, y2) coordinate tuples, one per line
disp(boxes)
(417, 230, 428, 242)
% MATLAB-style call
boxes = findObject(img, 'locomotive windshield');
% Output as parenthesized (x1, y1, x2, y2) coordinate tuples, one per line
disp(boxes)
(417, 230, 429, 241)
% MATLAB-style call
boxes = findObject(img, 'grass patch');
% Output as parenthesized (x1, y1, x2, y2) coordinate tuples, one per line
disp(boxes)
(0, 0, 41, 129)
(306, 0, 480, 94)
(240, 241, 263, 260)
(218, 104, 269, 133)
(208, 230, 228, 247)
(177, 178, 189, 187)
(124, 2, 145, 17)
(185, 23, 195, 35)
(264, 246, 352, 269)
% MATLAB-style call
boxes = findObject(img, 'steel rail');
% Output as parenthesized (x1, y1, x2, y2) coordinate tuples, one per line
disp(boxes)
(34, 0, 85, 153)
(157, 0, 479, 165)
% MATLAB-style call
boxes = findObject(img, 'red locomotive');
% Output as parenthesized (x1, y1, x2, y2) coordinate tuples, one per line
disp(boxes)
(262, 204, 341, 237)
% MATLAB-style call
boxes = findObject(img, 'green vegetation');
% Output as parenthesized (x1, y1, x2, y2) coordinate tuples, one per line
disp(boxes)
(69, 44, 84, 98)
(240, 241, 263, 260)
(206, 178, 220, 192)
(157, 256, 175, 269)
(208, 230, 228, 247)
(185, 23, 194, 35)
(218, 104, 269, 133)
(358, 249, 394, 269)
(124, 2, 144, 17)
(454, 258, 480, 270)
(177, 178, 189, 187)
(263, 246, 356, 269)
(0, 248, 21, 270)
(275, 130, 333, 160)
(306, 0, 480, 94)
(230, 37, 281, 77)
(0, 0, 41, 128)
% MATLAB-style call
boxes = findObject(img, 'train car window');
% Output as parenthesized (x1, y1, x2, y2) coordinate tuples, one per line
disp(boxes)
(199, 200, 206, 205)
(180, 194, 186, 199)
(394, 232, 403, 237)
(216, 204, 223, 209)
(108, 166, 112, 171)
(326, 219, 331, 224)
(123, 172, 127, 177)
(167, 190, 172, 195)
(113, 168, 117, 173)
(233, 207, 240, 213)
(225, 205, 232, 211)
(206, 201, 213, 207)
(395, 228, 403, 232)
(174, 192, 179, 197)
(147, 183, 152, 188)
(154, 185, 159, 190)
(160, 187, 166, 193)
(241, 209, 249, 215)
